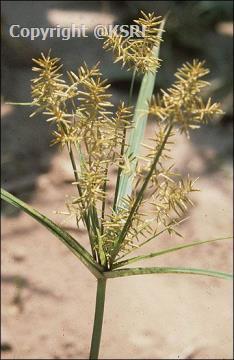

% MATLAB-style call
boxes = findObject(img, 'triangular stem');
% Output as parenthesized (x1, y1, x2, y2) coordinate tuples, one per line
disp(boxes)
(89, 278, 107, 359)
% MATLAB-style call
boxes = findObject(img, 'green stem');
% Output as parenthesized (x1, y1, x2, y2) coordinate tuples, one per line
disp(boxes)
(68, 146, 97, 260)
(128, 68, 136, 106)
(100, 163, 109, 234)
(89, 278, 107, 359)
(110, 124, 173, 263)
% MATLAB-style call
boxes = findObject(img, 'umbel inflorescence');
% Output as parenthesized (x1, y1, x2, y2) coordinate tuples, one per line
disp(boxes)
(29, 11, 223, 270)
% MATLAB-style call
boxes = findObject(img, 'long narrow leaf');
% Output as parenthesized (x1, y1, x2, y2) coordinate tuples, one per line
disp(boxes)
(111, 124, 173, 262)
(116, 19, 166, 209)
(104, 266, 233, 280)
(113, 236, 232, 269)
(1, 188, 103, 278)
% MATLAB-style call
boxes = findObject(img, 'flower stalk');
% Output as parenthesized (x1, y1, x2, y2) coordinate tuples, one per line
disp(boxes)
(89, 278, 107, 360)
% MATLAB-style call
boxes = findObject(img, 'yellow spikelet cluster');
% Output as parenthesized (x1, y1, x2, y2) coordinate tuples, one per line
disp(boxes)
(149, 60, 223, 136)
(103, 11, 163, 73)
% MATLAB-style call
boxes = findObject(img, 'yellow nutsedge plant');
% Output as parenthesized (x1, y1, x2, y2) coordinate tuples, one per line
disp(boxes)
(2, 11, 233, 359)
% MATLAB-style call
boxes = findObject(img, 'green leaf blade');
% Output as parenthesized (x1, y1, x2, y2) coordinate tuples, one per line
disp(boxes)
(113, 236, 233, 269)
(104, 266, 233, 280)
(111, 124, 173, 262)
(1, 188, 103, 278)
(116, 19, 166, 210)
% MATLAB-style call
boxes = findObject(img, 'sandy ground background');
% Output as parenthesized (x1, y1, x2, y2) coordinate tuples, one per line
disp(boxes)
(1, 1, 233, 359)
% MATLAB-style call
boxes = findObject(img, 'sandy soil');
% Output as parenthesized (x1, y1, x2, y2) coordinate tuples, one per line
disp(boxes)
(1, 1, 233, 359)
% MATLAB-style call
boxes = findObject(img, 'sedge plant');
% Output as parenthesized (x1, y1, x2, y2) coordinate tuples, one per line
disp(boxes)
(1, 11, 233, 359)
